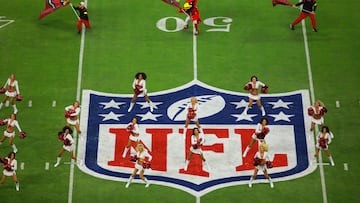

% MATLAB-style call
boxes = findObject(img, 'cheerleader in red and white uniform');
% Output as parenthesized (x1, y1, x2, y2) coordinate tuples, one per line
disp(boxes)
(243, 118, 269, 157)
(308, 100, 327, 132)
(122, 117, 141, 158)
(182, 0, 201, 36)
(315, 126, 335, 166)
(125, 143, 152, 188)
(183, 97, 201, 138)
(248, 142, 274, 188)
(128, 72, 154, 112)
(65, 101, 81, 134)
(184, 128, 210, 171)
(0, 152, 19, 191)
(54, 126, 79, 167)
(0, 74, 21, 114)
(0, 114, 23, 153)
(242, 76, 268, 116)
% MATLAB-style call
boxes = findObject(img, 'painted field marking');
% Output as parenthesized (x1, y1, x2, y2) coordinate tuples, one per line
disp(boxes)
(20, 162, 24, 170)
(335, 101, 340, 108)
(28, 100, 32, 107)
(45, 162, 49, 170)
(52, 100, 57, 107)
(344, 163, 348, 171)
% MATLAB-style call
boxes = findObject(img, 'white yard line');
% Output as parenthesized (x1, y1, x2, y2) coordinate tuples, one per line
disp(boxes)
(68, 1, 88, 202)
(301, 19, 328, 203)
(193, 24, 198, 81)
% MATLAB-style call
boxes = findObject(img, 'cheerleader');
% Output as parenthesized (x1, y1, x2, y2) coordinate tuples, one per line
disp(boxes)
(122, 117, 140, 158)
(315, 126, 335, 166)
(54, 126, 79, 167)
(243, 118, 269, 157)
(0, 73, 21, 114)
(128, 72, 154, 112)
(242, 76, 268, 116)
(125, 144, 152, 188)
(184, 128, 210, 171)
(0, 113, 23, 153)
(248, 142, 274, 188)
(65, 101, 81, 134)
(308, 100, 327, 132)
(182, 97, 201, 138)
(0, 152, 20, 191)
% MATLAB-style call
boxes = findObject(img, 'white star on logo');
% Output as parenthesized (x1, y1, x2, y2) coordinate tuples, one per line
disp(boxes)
(99, 111, 124, 121)
(268, 111, 294, 122)
(268, 99, 293, 109)
(99, 99, 125, 109)
(137, 102, 163, 110)
(231, 113, 257, 122)
(231, 99, 248, 109)
(136, 112, 162, 121)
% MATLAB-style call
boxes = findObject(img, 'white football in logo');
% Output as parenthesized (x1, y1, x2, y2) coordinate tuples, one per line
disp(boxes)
(167, 95, 226, 121)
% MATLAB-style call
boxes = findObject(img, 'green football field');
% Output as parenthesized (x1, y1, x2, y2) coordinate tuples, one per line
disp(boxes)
(0, 0, 359, 202)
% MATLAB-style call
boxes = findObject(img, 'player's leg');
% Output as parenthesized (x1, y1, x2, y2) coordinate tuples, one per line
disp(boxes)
(139, 170, 150, 187)
(183, 119, 190, 138)
(0, 96, 8, 109)
(324, 150, 335, 166)
(263, 169, 274, 188)
(0, 175, 7, 184)
(10, 97, 17, 114)
(54, 148, 65, 167)
(128, 94, 138, 112)
(249, 168, 259, 187)
(122, 139, 132, 158)
(144, 94, 153, 112)
(12, 173, 19, 191)
(243, 138, 256, 157)
(126, 168, 138, 188)
(184, 151, 193, 170)
(8, 136, 17, 153)
(256, 99, 265, 116)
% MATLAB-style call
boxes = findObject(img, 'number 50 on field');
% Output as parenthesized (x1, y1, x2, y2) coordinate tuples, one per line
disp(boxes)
(156, 16, 233, 33)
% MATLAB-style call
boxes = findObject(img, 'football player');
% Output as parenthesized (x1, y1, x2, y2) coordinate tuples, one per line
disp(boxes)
(0, 152, 20, 191)
(0, 73, 21, 114)
(243, 118, 270, 157)
(182, 0, 201, 35)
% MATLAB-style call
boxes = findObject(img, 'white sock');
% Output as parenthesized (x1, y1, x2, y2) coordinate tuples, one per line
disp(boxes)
(243, 146, 250, 157)
(122, 147, 129, 158)
(0, 102, 3, 109)
(12, 144, 17, 151)
(126, 176, 134, 188)
(148, 101, 153, 112)
(184, 160, 189, 171)
(261, 106, 266, 116)
(128, 102, 134, 112)
(56, 157, 61, 164)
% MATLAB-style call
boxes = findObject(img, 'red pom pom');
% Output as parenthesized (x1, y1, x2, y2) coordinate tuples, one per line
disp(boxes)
(0, 87, 5, 94)
(266, 161, 273, 168)
(320, 107, 327, 115)
(64, 139, 71, 146)
(244, 84, 252, 91)
(4, 164, 11, 171)
(0, 120, 6, 126)
(19, 131, 26, 139)
(142, 161, 151, 169)
(130, 155, 138, 162)
(261, 86, 268, 93)
(308, 107, 314, 116)
(15, 94, 22, 101)
(262, 127, 270, 135)
(58, 131, 65, 141)
(64, 109, 76, 118)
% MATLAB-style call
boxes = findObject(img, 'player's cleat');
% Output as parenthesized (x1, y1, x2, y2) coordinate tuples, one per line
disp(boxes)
(290, 24, 295, 30)
(312, 28, 318, 32)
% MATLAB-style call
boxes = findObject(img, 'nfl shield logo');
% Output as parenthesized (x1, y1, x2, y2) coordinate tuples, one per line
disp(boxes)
(77, 80, 316, 196)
